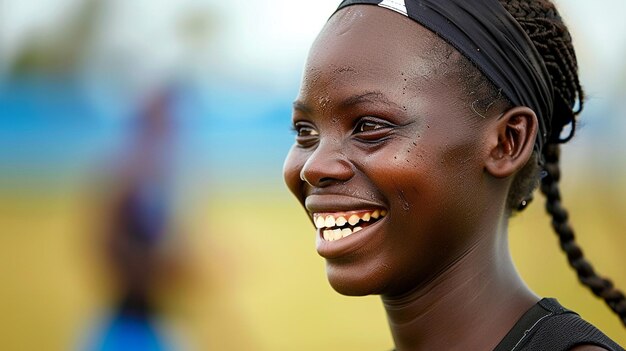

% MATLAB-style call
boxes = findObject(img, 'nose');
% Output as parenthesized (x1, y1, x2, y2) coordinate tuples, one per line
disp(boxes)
(300, 139, 354, 187)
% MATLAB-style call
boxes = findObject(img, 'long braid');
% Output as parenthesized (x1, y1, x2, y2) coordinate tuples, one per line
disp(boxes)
(500, 0, 626, 326)
(541, 144, 626, 326)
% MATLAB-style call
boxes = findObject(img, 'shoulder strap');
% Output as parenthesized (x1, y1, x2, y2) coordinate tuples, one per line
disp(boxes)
(493, 299, 556, 351)
(494, 298, 624, 351)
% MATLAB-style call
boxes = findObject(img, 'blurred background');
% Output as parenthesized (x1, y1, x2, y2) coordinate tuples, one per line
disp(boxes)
(0, 0, 624, 349)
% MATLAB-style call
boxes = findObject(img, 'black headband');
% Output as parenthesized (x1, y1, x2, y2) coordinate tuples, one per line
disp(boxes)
(333, 0, 554, 154)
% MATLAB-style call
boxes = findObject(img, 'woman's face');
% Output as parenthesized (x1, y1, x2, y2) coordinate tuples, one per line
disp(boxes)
(283, 5, 499, 296)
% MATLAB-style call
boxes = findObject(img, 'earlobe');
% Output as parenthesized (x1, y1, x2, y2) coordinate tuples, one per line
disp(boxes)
(485, 107, 538, 179)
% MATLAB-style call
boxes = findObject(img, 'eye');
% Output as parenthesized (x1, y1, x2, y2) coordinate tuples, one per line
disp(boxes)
(357, 121, 385, 132)
(295, 124, 319, 137)
(353, 118, 394, 142)
(293, 121, 319, 146)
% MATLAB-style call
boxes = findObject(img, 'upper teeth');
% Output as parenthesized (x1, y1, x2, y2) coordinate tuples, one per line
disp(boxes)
(313, 210, 386, 229)
(348, 214, 359, 226)
(324, 216, 335, 228)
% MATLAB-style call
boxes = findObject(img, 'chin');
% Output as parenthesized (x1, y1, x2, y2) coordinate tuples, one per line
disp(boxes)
(325, 261, 389, 296)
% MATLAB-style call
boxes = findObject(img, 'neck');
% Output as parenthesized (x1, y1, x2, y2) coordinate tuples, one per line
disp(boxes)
(382, 227, 538, 351)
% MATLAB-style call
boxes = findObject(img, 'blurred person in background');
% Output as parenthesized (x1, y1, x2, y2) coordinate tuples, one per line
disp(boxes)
(87, 87, 183, 351)
(1, 0, 262, 348)
(284, 0, 625, 350)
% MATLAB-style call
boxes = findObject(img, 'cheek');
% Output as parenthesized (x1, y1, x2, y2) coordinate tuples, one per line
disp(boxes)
(362, 142, 485, 292)
(361, 139, 428, 202)
(283, 146, 306, 198)
(400, 144, 487, 252)
(366, 135, 485, 229)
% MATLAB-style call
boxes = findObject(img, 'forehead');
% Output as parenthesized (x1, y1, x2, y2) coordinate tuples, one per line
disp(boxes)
(301, 5, 447, 94)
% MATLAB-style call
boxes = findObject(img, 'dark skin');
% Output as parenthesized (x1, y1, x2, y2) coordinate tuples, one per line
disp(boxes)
(283, 5, 606, 351)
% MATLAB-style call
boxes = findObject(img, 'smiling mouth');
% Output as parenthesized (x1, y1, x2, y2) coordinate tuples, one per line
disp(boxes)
(313, 209, 387, 241)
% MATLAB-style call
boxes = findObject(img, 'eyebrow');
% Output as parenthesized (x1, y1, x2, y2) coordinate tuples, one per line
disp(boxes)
(292, 91, 403, 114)
(339, 91, 402, 110)
(292, 100, 312, 114)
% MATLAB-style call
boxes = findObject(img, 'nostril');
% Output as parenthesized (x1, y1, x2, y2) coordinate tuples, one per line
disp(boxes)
(301, 171, 351, 188)
(318, 177, 335, 185)
(300, 145, 355, 186)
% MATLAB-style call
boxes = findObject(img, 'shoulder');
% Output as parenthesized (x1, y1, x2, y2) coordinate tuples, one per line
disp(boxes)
(500, 299, 624, 351)
(529, 303, 622, 351)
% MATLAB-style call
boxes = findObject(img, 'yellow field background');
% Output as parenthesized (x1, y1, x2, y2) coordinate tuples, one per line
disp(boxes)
(1, 174, 624, 350)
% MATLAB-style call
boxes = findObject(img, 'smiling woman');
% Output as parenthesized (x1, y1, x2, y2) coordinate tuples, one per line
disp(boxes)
(283, 1, 625, 350)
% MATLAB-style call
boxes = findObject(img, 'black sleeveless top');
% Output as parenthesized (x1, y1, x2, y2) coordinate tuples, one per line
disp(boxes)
(492, 298, 623, 351)
(390, 298, 624, 350)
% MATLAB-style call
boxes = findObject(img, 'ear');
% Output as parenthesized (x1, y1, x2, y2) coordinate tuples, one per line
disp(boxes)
(485, 106, 538, 178)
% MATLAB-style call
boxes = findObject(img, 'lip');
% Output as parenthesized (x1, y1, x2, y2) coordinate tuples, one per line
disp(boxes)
(305, 194, 386, 213)
(306, 195, 388, 259)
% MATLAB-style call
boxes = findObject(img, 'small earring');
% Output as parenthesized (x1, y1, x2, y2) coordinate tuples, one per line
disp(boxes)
(517, 195, 533, 211)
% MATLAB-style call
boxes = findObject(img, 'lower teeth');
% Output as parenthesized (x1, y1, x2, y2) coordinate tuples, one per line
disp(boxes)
(323, 226, 363, 241)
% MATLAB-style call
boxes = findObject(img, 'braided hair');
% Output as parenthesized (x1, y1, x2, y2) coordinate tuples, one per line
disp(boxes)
(498, 0, 626, 326)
